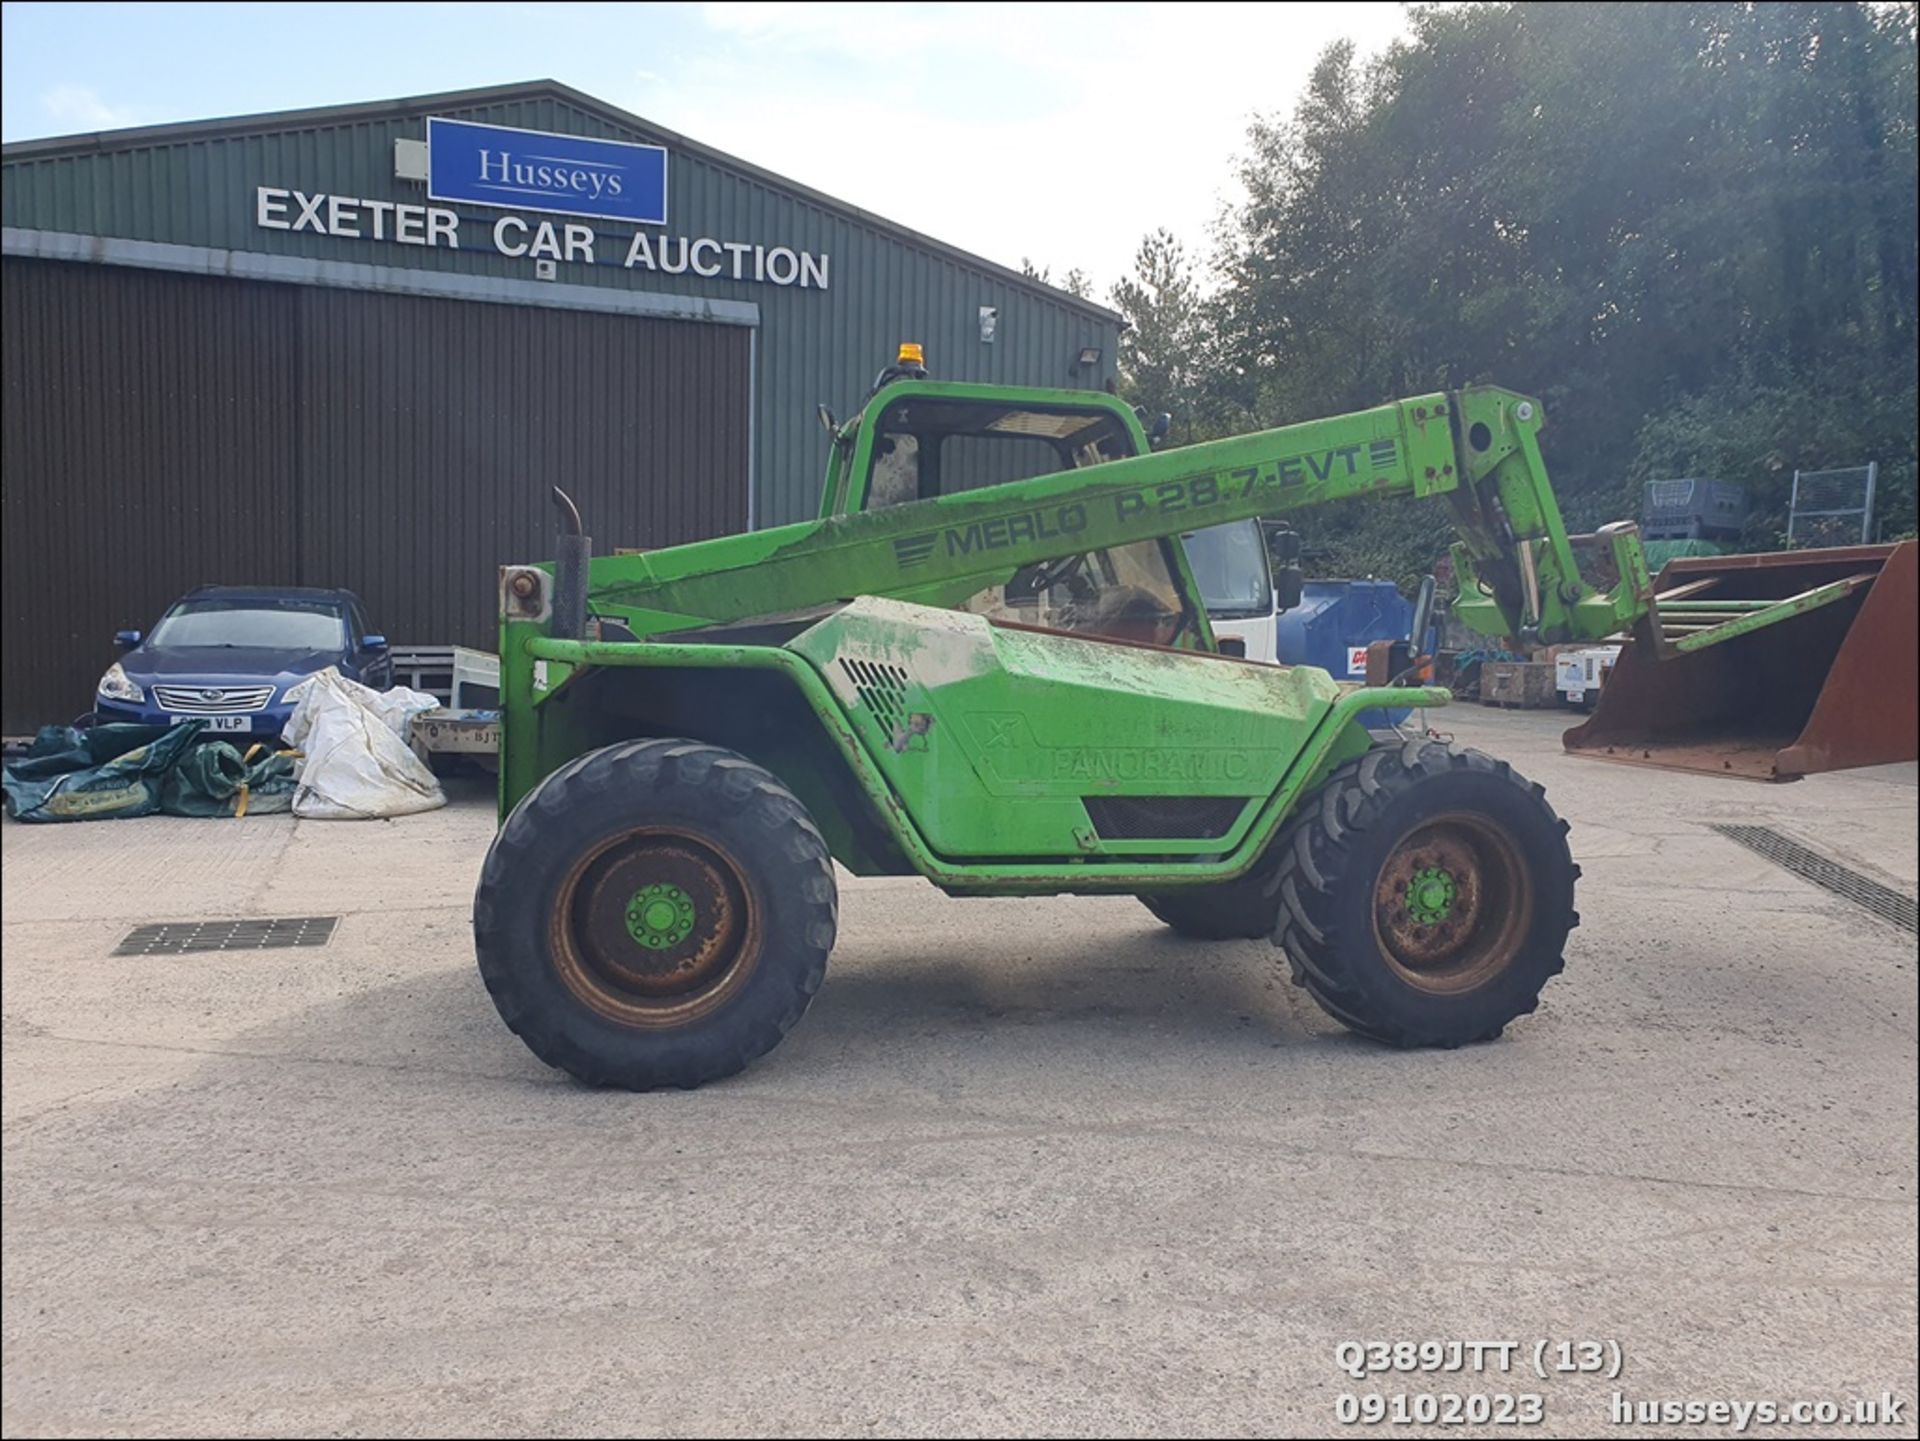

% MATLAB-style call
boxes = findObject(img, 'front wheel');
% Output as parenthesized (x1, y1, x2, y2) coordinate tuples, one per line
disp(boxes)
(473, 739, 837, 1089)
(1272, 738, 1579, 1047)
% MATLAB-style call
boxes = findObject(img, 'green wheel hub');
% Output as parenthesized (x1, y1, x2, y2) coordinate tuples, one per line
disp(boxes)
(625, 882, 697, 949)
(1403, 866, 1458, 926)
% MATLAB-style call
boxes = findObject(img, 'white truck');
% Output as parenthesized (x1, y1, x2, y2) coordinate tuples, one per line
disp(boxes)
(1184, 520, 1279, 663)
(390, 644, 500, 768)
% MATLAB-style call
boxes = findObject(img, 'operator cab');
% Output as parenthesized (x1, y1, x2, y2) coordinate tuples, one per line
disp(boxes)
(820, 345, 1211, 651)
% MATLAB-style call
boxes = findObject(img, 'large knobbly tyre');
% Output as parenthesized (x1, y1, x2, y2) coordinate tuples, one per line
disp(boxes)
(1271, 737, 1579, 1048)
(1138, 861, 1283, 940)
(473, 739, 837, 1089)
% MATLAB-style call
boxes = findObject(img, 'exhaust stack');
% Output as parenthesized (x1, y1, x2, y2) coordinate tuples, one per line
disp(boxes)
(550, 486, 591, 641)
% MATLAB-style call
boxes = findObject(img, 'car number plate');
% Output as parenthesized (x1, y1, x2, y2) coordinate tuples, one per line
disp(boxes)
(411, 717, 498, 753)
(172, 715, 250, 732)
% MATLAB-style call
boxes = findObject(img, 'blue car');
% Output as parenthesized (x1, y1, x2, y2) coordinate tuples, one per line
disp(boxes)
(95, 586, 393, 740)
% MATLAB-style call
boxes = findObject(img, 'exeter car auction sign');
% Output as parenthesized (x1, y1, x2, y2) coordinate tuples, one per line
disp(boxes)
(251, 118, 830, 289)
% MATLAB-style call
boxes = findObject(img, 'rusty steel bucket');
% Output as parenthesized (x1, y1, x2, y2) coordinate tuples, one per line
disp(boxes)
(1563, 541, 1917, 781)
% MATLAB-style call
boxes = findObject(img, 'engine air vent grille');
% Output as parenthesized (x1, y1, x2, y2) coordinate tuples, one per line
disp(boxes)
(839, 658, 910, 736)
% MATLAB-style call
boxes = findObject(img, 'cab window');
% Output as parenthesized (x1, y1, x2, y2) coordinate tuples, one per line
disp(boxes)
(861, 399, 1135, 508)
(955, 540, 1191, 648)
(856, 396, 1195, 647)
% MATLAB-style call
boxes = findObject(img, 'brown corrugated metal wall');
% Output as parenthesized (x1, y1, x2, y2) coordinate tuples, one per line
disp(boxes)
(0, 257, 750, 733)
(293, 285, 749, 651)
(1, 259, 299, 733)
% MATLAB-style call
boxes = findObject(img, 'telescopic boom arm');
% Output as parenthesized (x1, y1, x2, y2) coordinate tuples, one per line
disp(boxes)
(573, 384, 1650, 649)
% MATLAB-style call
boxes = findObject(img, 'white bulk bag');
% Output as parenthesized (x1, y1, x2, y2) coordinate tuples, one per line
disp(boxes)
(282, 667, 445, 819)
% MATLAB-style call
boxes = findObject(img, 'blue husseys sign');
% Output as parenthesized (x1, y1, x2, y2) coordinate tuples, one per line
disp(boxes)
(426, 117, 668, 225)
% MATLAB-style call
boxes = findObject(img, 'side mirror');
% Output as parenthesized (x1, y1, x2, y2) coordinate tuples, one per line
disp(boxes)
(1408, 574, 1437, 657)
(1274, 569, 1305, 614)
(114, 630, 142, 650)
(1269, 525, 1304, 613)
(362, 634, 388, 652)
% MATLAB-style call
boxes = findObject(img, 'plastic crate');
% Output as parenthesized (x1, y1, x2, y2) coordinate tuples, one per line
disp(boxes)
(1641, 478, 1748, 540)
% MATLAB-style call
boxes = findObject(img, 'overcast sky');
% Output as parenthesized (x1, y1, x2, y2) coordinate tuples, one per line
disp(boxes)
(0, 1, 1410, 298)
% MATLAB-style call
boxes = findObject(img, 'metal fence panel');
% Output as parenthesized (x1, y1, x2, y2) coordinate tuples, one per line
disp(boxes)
(1788, 464, 1878, 547)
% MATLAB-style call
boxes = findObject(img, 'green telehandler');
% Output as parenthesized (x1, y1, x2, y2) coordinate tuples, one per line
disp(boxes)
(474, 346, 1903, 1089)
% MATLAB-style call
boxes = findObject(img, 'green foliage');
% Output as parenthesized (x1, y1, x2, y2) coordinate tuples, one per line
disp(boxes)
(1109, 229, 1220, 442)
(1270, 495, 1460, 594)
(1629, 363, 1919, 545)
(1109, 1, 1918, 586)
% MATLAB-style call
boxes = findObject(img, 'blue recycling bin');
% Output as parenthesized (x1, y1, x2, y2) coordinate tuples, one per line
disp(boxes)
(1275, 579, 1429, 727)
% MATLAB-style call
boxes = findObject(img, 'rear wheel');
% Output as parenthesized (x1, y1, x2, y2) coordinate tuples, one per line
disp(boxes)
(473, 739, 836, 1089)
(1271, 737, 1578, 1047)
(1138, 859, 1282, 940)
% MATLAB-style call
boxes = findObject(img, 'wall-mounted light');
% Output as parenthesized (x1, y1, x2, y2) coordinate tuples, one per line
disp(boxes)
(979, 305, 999, 343)
(1076, 345, 1102, 367)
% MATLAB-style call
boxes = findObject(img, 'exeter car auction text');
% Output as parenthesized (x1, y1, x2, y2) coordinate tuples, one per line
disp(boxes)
(254, 187, 830, 288)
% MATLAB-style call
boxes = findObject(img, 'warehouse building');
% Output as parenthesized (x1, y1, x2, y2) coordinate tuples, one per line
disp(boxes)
(0, 80, 1122, 733)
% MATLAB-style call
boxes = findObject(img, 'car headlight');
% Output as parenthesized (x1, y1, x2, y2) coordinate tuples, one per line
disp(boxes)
(98, 663, 145, 703)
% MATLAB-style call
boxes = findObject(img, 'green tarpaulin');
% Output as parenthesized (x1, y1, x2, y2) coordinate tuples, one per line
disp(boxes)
(2, 724, 297, 822)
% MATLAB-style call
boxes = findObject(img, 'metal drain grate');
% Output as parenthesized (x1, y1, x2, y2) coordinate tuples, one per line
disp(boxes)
(1710, 826, 1917, 935)
(113, 917, 340, 956)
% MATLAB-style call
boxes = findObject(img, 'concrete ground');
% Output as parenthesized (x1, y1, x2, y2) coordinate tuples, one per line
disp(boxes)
(2, 707, 1915, 1439)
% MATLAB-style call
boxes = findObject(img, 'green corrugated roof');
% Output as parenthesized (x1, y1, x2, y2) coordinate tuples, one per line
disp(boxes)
(2, 78, 1123, 326)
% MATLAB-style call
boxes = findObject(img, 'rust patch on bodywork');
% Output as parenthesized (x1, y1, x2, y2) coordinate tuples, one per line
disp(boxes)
(889, 714, 934, 753)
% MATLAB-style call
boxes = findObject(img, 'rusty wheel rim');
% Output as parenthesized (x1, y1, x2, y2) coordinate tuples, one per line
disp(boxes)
(1371, 812, 1532, 994)
(550, 827, 759, 1028)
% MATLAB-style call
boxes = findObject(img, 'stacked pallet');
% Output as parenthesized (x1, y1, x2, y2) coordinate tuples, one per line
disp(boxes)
(1480, 660, 1557, 709)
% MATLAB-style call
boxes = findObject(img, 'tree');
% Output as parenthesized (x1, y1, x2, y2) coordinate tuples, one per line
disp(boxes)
(1019, 257, 1093, 299)
(1198, 1, 1917, 583)
(1110, 229, 1207, 437)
